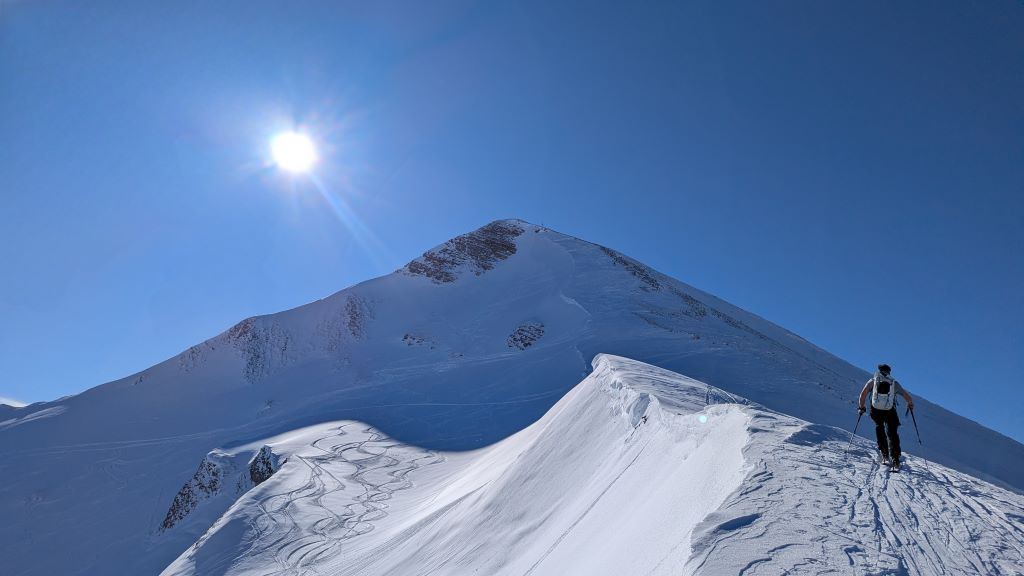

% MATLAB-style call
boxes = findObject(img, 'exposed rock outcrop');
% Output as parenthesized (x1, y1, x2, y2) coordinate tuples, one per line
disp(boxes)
(402, 333, 435, 349)
(161, 446, 286, 532)
(161, 455, 227, 531)
(178, 343, 210, 373)
(599, 246, 662, 291)
(223, 318, 292, 383)
(668, 286, 708, 318)
(345, 295, 371, 339)
(317, 294, 375, 354)
(508, 322, 545, 350)
(404, 220, 525, 283)
(248, 445, 283, 486)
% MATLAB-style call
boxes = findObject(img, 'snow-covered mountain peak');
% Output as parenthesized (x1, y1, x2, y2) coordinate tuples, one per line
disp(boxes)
(399, 218, 657, 288)
(3, 220, 1024, 575)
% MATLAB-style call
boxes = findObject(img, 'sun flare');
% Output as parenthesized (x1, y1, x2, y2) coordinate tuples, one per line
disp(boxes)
(271, 132, 317, 173)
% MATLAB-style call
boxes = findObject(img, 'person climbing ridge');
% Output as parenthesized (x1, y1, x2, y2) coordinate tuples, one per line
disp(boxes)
(858, 363, 914, 471)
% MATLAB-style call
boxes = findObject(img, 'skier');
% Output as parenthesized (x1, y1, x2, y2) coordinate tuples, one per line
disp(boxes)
(858, 363, 914, 470)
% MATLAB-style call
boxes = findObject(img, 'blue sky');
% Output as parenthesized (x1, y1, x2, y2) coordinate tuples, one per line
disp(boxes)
(1, 1, 1021, 441)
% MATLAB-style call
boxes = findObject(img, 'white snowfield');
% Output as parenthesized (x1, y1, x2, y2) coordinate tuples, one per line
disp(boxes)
(161, 355, 1024, 576)
(3, 220, 1024, 575)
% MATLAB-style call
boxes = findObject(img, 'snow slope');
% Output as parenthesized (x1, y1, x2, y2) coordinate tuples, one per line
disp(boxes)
(162, 355, 1024, 575)
(2, 219, 1023, 575)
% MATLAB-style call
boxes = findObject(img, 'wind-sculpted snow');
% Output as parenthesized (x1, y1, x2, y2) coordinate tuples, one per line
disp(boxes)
(4, 219, 1024, 575)
(162, 356, 1024, 575)
(162, 424, 446, 575)
(686, 414, 1024, 575)
(162, 355, 751, 575)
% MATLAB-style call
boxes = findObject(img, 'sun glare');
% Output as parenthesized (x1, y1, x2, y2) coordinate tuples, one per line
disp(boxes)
(271, 132, 317, 173)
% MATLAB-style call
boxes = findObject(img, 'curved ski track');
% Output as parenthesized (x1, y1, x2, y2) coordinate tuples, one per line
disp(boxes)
(242, 424, 444, 575)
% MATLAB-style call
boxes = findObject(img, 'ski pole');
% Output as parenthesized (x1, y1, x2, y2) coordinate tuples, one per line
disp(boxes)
(846, 410, 864, 456)
(905, 404, 932, 474)
(906, 405, 922, 445)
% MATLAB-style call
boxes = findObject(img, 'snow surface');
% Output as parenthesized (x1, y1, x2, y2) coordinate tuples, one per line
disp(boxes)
(161, 355, 1024, 575)
(2, 219, 1024, 575)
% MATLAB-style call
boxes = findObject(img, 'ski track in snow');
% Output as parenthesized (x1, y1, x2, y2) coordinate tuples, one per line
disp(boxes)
(192, 424, 444, 576)
(686, 411, 1024, 575)
(164, 356, 1024, 576)
(270, 426, 443, 574)
(10, 221, 1024, 576)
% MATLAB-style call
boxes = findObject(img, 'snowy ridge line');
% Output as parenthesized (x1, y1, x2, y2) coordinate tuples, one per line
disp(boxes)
(466, 355, 1024, 576)
(685, 413, 1024, 575)
(148, 355, 1024, 575)
(161, 355, 754, 575)
(6, 219, 1024, 576)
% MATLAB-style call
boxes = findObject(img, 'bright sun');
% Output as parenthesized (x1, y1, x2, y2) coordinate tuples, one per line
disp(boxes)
(271, 132, 317, 173)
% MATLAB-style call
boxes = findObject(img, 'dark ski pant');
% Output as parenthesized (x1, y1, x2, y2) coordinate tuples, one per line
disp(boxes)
(870, 407, 901, 461)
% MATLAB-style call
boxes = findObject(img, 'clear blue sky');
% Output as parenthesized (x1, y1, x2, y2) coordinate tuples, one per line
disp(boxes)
(1, 1, 1021, 441)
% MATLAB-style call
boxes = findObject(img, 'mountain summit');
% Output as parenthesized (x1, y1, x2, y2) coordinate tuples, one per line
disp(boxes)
(2, 219, 1022, 575)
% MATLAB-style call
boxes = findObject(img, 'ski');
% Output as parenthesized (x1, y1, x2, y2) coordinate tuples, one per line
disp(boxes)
(890, 457, 904, 473)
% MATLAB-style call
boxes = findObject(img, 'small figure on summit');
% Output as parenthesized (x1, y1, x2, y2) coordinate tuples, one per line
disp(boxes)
(858, 364, 914, 470)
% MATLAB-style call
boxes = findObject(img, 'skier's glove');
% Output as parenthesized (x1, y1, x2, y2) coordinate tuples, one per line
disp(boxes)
(858, 406, 866, 416)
